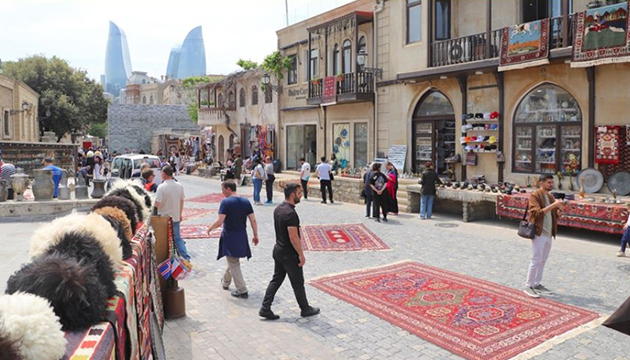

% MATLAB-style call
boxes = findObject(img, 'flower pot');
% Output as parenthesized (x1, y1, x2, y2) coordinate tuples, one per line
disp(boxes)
(0, 180, 8, 202)
(32, 169, 55, 201)
(10, 168, 30, 201)
(91, 179, 106, 199)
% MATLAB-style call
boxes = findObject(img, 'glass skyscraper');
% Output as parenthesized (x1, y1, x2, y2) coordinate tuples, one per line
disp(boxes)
(104, 21, 133, 97)
(166, 26, 207, 79)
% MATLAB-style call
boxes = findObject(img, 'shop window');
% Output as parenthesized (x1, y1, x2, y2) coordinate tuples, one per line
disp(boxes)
(288, 55, 297, 85)
(3, 110, 9, 137)
(251, 86, 258, 105)
(332, 44, 340, 76)
(513, 83, 582, 174)
(264, 86, 273, 104)
(414, 91, 454, 117)
(342, 40, 352, 74)
(435, 0, 450, 40)
(310, 49, 319, 80)
(412, 90, 455, 174)
(354, 123, 368, 168)
(333, 123, 351, 168)
(239, 88, 246, 107)
(407, 0, 422, 44)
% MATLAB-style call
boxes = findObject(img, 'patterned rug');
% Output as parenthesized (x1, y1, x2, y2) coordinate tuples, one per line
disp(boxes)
(499, 19, 549, 72)
(301, 224, 389, 251)
(311, 262, 599, 360)
(180, 224, 222, 239)
(187, 193, 251, 203)
(595, 126, 621, 164)
(182, 208, 216, 221)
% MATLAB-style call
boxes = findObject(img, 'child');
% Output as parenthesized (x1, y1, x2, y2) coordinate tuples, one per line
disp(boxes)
(618, 213, 630, 257)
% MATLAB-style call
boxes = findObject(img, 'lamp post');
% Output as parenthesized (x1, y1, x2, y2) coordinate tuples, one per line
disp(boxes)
(9, 101, 32, 116)
(261, 73, 282, 92)
(356, 49, 382, 79)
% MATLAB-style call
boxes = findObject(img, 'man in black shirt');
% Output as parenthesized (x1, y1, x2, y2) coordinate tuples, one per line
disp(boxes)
(259, 183, 320, 320)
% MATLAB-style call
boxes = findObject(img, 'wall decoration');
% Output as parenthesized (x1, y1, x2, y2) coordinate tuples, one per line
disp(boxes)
(333, 123, 351, 165)
(595, 126, 621, 164)
(499, 19, 550, 71)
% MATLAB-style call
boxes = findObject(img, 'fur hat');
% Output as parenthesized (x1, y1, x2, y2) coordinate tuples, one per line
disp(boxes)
(0, 293, 66, 360)
(99, 212, 133, 260)
(29, 213, 123, 267)
(106, 187, 146, 224)
(130, 184, 153, 211)
(92, 195, 138, 233)
(6, 254, 108, 332)
(44, 231, 117, 298)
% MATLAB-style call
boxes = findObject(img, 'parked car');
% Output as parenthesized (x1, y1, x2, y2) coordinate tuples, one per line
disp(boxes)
(110, 154, 162, 185)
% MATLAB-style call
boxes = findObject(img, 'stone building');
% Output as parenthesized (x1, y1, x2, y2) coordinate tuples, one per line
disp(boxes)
(0, 74, 40, 142)
(122, 71, 166, 105)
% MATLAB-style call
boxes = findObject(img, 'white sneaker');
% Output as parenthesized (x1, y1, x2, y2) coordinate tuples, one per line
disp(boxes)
(617, 251, 626, 257)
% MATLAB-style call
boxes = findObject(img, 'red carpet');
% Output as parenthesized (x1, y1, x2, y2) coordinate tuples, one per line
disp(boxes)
(187, 193, 251, 204)
(301, 224, 389, 251)
(182, 208, 216, 221)
(180, 224, 221, 239)
(311, 262, 599, 360)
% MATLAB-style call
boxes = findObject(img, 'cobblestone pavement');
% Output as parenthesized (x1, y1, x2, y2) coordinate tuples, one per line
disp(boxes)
(2, 175, 630, 359)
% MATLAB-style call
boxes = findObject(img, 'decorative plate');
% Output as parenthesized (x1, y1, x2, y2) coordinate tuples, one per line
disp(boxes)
(576, 168, 604, 194)
(608, 171, 630, 196)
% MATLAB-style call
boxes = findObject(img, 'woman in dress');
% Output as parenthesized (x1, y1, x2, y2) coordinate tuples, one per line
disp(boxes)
(93, 156, 104, 180)
(385, 162, 399, 215)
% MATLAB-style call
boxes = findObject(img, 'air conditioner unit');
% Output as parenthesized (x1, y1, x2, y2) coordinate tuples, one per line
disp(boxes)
(447, 43, 470, 64)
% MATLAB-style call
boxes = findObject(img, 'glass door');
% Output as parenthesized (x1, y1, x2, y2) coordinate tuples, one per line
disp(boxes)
(413, 121, 434, 173)
(436, 119, 456, 175)
(286, 125, 318, 170)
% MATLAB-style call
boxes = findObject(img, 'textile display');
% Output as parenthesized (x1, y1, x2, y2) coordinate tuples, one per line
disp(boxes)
(332, 123, 351, 166)
(496, 193, 629, 234)
(62, 323, 116, 360)
(181, 224, 222, 239)
(311, 262, 599, 360)
(116, 260, 139, 360)
(187, 193, 226, 204)
(499, 19, 550, 71)
(182, 208, 216, 221)
(595, 126, 621, 164)
(599, 126, 630, 179)
(301, 224, 389, 252)
(149, 238, 165, 331)
(105, 294, 127, 360)
(572, 2, 630, 68)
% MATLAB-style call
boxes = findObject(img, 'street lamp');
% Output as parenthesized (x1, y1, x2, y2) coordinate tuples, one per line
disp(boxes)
(261, 73, 282, 92)
(356, 49, 382, 79)
(10, 101, 32, 115)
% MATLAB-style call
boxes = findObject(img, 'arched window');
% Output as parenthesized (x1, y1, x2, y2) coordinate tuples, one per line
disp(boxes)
(513, 84, 582, 174)
(149, 95, 154, 104)
(332, 44, 340, 76)
(228, 91, 235, 108)
(229, 134, 235, 149)
(239, 88, 246, 108)
(358, 36, 366, 57)
(414, 91, 455, 117)
(264, 86, 272, 104)
(142, 96, 147, 104)
(342, 40, 352, 74)
(218, 93, 223, 108)
(218, 135, 225, 163)
(251, 86, 258, 105)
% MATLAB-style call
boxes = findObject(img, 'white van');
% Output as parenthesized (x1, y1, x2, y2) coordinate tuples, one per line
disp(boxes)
(111, 154, 163, 185)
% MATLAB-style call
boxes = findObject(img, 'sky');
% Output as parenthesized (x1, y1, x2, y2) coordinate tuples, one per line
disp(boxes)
(0, 0, 354, 82)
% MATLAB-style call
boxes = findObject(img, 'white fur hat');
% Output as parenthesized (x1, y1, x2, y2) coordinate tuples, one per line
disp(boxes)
(107, 180, 152, 222)
(0, 292, 66, 360)
(30, 213, 123, 267)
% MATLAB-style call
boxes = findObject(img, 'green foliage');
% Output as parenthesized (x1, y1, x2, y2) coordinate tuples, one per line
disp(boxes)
(262, 51, 293, 81)
(236, 59, 259, 70)
(182, 75, 224, 88)
(88, 122, 107, 138)
(188, 103, 199, 123)
(1, 55, 109, 141)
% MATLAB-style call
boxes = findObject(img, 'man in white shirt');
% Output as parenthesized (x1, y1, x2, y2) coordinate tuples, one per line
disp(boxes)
(315, 156, 334, 204)
(155, 165, 190, 260)
(299, 157, 310, 200)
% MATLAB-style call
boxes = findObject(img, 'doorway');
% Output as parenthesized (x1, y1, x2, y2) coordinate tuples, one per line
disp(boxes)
(286, 124, 317, 170)
(412, 91, 456, 174)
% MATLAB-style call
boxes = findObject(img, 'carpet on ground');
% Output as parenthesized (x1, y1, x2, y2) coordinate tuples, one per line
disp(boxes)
(499, 18, 549, 71)
(182, 208, 216, 221)
(187, 193, 250, 203)
(301, 224, 389, 251)
(311, 261, 599, 360)
(180, 224, 222, 239)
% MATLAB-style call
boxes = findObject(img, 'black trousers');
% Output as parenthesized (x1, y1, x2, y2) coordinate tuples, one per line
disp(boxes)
(320, 180, 333, 202)
(262, 249, 310, 311)
(373, 190, 389, 220)
(301, 179, 309, 199)
(266, 175, 275, 202)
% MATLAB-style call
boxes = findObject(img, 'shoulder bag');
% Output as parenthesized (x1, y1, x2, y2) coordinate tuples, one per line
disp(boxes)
(517, 204, 536, 239)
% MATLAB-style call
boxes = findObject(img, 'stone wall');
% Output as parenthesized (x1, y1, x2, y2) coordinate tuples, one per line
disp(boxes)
(108, 104, 198, 153)
(274, 176, 365, 205)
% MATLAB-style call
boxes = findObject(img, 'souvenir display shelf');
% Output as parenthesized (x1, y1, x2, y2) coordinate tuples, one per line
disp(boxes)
(0, 141, 77, 175)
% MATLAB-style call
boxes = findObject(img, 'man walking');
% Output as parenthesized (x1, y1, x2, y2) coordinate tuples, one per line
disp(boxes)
(524, 174, 564, 298)
(259, 183, 320, 320)
(299, 157, 310, 200)
(207, 180, 259, 298)
(155, 165, 190, 261)
(316, 156, 333, 204)
(264, 156, 275, 204)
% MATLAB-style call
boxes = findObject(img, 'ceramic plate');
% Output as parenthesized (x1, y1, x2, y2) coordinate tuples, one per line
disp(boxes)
(608, 171, 630, 196)
(576, 168, 604, 194)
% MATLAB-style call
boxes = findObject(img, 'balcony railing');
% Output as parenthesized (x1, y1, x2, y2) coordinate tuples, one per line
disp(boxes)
(307, 71, 375, 105)
(430, 15, 574, 68)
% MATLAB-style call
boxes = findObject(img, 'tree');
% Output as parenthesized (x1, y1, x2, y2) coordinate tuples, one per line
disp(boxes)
(88, 122, 107, 138)
(236, 59, 259, 70)
(1, 55, 109, 141)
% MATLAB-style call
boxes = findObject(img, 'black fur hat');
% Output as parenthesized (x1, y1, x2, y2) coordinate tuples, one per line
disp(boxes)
(5, 253, 108, 332)
(107, 188, 145, 223)
(131, 184, 152, 210)
(44, 231, 117, 298)
(101, 214, 133, 260)
(0, 324, 22, 360)
(92, 195, 138, 233)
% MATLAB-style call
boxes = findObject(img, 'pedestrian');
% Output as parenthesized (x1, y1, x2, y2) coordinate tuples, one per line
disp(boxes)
(234, 153, 243, 183)
(142, 169, 158, 193)
(419, 162, 442, 219)
(264, 156, 275, 204)
(43, 158, 62, 198)
(155, 165, 190, 261)
(363, 164, 374, 218)
(0, 162, 17, 200)
(174, 152, 181, 175)
(251, 157, 266, 205)
(330, 153, 339, 174)
(259, 183, 320, 320)
(523, 174, 564, 298)
(617, 213, 630, 257)
(385, 162, 399, 215)
(86, 151, 95, 183)
(207, 180, 259, 298)
(316, 156, 333, 204)
(299, 157, 310, 200)
(369, 163, 389, 223)
(77, 165, 90, 186)
(93, 156, 104, 180)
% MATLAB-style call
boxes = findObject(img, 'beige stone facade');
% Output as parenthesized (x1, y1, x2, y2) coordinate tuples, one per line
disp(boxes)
(0, 75, 40, 142)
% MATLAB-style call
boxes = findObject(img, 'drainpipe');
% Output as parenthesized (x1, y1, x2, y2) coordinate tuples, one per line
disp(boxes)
(373, 0, 385, 160)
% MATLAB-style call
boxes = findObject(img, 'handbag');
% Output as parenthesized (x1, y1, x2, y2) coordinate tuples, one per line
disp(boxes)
(517, 204, 536, 239)
(158, 218, 191, 281)
(329, 171, 334, 181)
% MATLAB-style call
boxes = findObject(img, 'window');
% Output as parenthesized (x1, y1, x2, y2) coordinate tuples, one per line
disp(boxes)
(239, 88, 246, 107)
(407, 0, 422, 43)
(435, 0, 451, 40)
(522, 0, 572, 22)
(3, 110, 9, 136)
(264, 85, 272, 104)
(310, 49, 319, 79)
(229, 134, 235, 149)
(304, 50, 309, 81)
(354, 123, 368, 168)
(333, 123, 351, 167)
(228, 91, 235, 108)
(513, 84, 582, 174)
(332, 44, 340, 76)
(342, 40, 352, 74)
(287, 55, 297, 85)
(251, 86, 258, 105)
(149, 95, 154, 104)
(218, 93, 224, 108)
(142, 96, 147, 104)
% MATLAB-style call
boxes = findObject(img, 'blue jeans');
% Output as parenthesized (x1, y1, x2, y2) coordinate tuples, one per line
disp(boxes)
(621, 227, 630, 252)
(420, 195, 435, 219)
(253, 179, 263, 203)
(172, 221, 190, 260)
(365, 192, 373, 217)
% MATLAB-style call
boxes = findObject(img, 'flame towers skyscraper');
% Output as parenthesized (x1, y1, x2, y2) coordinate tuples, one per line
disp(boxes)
(166, 26, 206, 79)
(104, 21, 133, 97)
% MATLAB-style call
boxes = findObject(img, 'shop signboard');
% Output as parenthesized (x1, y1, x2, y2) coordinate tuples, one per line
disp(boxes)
(321, 76, 337, 106)
(387, 145, 407, 171)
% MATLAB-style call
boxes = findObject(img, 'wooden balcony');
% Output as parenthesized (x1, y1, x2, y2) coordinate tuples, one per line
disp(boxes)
(307, 71, 375, 106)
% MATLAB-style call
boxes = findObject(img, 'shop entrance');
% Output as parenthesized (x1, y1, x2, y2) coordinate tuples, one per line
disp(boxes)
(286, 124, 317, 170)
(412, 91, 456, 174)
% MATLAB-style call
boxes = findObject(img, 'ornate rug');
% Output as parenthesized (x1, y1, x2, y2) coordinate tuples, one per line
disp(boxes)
(180, 224, 222, 239)
(311, 262, 599, 360)
(301, 224, 389, 251)
(187, 193, 251, 203)
(572, 2, 630, 68)
(595, 126, 621, 164)
(182, 208, 216, 221)
(499, 19, 549, 72)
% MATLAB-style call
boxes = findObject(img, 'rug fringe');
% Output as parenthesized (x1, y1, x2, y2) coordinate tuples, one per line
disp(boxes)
(571, 55, 630, 68)
(499, 59, 550, 72)
(509, 314, 607, 360)
(307, 259, 414, 282)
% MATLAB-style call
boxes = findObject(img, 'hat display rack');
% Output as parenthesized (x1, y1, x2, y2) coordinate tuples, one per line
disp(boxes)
(460, 112, 500, 153)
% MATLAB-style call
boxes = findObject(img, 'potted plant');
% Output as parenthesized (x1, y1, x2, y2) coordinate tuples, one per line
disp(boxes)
(336, 72, 345, 82)
(312, 76, 321, 85)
